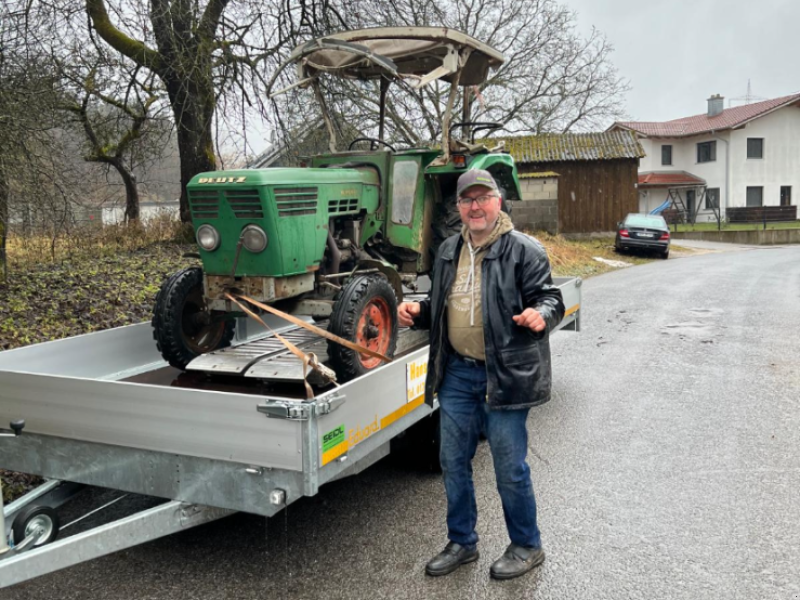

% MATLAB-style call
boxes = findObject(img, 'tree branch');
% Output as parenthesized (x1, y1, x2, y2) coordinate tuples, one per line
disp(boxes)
(85, 0, 162, 72)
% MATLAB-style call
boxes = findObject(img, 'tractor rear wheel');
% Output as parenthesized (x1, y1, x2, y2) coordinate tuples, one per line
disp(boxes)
(328, 275, 398, 382)
(152, 266, 235, 370)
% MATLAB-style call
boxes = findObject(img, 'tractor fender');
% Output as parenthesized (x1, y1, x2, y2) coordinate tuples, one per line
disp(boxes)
(356, 259, 404, 302)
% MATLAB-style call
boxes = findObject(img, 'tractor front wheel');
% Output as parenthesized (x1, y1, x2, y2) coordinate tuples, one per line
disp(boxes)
(328, 275, 398, 382)
(152, 266, 235, 370)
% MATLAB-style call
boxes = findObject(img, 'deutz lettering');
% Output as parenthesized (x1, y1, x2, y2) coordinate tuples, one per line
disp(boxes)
(197, 176, 247, 184)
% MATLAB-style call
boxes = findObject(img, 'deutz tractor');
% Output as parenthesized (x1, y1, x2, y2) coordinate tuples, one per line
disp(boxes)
(152, 27, 523, 382)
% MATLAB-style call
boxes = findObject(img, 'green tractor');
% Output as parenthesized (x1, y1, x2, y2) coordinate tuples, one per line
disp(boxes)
(152, 27, 523, 382)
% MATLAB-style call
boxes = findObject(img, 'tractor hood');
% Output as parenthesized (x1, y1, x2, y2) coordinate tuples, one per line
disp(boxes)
(186, 167, 381, 279)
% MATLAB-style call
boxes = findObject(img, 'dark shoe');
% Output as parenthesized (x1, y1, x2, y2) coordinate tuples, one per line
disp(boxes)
(425, 541, 479, 576)
(489, 544, 545, 580)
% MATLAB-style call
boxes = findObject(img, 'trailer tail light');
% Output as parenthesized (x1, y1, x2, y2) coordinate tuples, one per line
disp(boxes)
(660, 232, 670, 240)
(619, 229, 630, 237)
(453, 155, 466, 168)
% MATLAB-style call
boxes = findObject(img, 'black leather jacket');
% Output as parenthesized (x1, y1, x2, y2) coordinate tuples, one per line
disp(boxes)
(414, 230, 565, 410)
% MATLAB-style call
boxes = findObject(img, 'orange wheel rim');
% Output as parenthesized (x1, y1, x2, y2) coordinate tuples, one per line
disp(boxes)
(355, 297, 392, 369)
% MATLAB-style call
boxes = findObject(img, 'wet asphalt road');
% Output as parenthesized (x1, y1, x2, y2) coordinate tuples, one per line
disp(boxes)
(6, 246, 800, 600)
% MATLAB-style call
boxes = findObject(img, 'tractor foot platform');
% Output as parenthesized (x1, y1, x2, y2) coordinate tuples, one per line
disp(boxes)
(186, 322, 429, 385)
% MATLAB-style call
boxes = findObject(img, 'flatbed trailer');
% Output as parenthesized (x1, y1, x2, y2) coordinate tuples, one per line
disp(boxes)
(0, 277, 580, 588)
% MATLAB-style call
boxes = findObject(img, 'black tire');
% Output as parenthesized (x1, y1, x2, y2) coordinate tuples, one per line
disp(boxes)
(661, 250, 670, 260)
(12, 505, 60, 547)
(328, 275, 398, 382)
(152, 266, 235, 370)
(390, 411, 442, 473)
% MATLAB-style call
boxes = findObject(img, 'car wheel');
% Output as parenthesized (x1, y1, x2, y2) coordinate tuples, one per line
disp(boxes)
(661, 250, 670, 260)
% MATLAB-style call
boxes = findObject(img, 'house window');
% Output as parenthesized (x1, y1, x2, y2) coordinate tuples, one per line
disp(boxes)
(697, 141, 716, 163)
(746, 186, 763, 207)
(780, 186, 792, 207)
(747, 138, 764, 159)
(705, 188, 720, 210)
(661, 145, 672, 166)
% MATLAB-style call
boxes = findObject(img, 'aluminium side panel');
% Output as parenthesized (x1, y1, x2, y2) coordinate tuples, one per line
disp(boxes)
(0, 372, 303, 470)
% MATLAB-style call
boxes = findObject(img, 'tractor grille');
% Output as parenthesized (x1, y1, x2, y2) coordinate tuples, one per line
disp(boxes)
(188, 189, 220, 220)
(328, 198, 359, 214)
(274, 187, 318, 217)
(225, 188, 264, 219)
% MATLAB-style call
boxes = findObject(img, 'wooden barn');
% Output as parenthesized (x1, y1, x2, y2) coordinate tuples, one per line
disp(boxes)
(493, 131, 644, 234)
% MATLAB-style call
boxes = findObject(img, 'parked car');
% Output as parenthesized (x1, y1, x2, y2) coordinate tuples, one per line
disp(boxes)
(615, 213, 670, 259)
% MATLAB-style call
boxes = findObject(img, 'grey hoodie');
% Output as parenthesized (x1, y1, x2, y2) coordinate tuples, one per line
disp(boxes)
(446, 211, 515, 361)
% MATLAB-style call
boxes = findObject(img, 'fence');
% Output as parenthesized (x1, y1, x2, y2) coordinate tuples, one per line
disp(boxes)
(726, 206, 797, 223)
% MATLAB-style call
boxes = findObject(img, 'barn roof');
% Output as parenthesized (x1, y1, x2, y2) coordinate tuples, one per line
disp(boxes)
(487, 130, 644, 163)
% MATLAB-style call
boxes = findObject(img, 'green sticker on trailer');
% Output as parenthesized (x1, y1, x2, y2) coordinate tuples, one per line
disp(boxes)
(322, 424, 346, 452)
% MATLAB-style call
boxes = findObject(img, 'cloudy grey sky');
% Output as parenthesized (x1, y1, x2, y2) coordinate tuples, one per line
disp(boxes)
(565, 0, 800, 124)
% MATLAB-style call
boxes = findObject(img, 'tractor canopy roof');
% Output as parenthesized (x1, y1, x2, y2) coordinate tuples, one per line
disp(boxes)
(269, 27, 505, 94)
(288, 27, 504, 87)
(266, 28, 507, 163)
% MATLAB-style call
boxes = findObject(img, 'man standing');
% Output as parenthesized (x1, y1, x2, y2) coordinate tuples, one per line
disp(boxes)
(398, 169, 564, 580)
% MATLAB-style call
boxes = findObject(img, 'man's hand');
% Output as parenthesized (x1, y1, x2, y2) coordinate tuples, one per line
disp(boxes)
(512, 308, 546, 332)
(398, 302, 421, 327)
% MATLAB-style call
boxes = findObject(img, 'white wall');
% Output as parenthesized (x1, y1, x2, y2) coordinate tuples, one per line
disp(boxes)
(729, 106, 800, 208)
(102, 203, 180, 225)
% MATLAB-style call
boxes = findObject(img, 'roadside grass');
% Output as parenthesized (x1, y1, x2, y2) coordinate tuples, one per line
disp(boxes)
(6, 216, 192, 268)
(671, 220, 800, 232)
(530, 232, 660, 277)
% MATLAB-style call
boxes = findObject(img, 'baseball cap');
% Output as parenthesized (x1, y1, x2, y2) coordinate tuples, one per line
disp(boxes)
(456, 169, 499, 198)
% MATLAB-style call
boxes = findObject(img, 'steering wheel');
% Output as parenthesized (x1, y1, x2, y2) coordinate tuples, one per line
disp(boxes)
(449, 122, 503, 144)
(348, 137, 396, 152)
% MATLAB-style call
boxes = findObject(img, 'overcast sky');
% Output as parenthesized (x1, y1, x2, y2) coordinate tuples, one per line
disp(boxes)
(565, 0, 800, 124)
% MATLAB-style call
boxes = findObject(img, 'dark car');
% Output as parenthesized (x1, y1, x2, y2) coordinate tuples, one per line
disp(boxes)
(615, 213, 670, 259)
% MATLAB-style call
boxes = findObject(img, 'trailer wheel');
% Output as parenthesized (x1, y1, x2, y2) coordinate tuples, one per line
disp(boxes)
(152, 266, 235, 370)
(12, 505, 60, 547)
(328, 275, 398, 382)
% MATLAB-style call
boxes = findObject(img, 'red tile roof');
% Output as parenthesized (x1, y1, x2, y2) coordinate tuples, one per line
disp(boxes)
(611, 93, 800, 138)
(638, 171, 706, 187)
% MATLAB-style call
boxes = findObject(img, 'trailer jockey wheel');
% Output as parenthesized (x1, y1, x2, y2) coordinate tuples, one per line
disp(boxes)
(328, 275, 398, 382)
(12, 505, 60, 547)
(151, 266, 235, 370)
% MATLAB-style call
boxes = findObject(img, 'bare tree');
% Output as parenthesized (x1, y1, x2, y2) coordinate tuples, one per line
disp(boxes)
(58, 49, 171, 222)
(0, 11, 61, 280)
(74, 0, 347, 221)
(268, 0, 629, 149)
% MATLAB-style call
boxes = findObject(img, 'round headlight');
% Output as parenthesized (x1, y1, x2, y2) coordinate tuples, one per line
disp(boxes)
(196, 224, 220, 251)
(242, 225, 268, 253)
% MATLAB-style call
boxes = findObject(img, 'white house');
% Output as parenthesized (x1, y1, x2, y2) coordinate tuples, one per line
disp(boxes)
(608, 93, 800, 222)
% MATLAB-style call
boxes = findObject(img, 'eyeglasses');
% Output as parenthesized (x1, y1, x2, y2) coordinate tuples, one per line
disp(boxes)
(456, 194, 497, 208)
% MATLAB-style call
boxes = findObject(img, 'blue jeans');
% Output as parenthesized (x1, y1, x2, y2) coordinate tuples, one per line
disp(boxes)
(438, 355, 541, 550)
